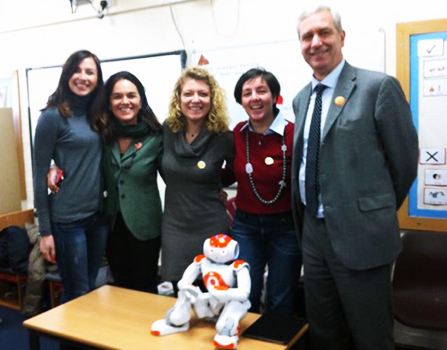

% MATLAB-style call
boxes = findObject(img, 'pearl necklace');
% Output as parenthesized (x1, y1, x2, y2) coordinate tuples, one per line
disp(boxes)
(245, 129, 287, 204)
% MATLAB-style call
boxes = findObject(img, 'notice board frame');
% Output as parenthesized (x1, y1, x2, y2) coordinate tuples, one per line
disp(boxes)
(396, 19, 447, 232)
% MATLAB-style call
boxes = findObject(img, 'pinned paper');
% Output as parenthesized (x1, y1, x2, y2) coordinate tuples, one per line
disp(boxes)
(418, 38, 444, 57)
(424, 187, 447, 205)
(423, 79, 447, 96)
(198, 55, 209, 66)
(420, 148, 446, 165)
(425, 169, 447, 186)
(424, 59, 447, 78)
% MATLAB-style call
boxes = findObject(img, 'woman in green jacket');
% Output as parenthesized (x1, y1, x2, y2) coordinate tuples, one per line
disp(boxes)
(102, 71, 163, 293)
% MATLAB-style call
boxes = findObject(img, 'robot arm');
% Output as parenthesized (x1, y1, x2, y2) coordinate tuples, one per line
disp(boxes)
(208, 261, 251, 303)
(177, 254, 205, 294)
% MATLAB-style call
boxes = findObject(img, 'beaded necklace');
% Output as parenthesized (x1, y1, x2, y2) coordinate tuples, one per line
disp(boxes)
(245, 129, 287, 204)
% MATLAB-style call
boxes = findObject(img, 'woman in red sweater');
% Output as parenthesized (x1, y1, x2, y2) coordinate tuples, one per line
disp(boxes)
(230, 68, 302, 314)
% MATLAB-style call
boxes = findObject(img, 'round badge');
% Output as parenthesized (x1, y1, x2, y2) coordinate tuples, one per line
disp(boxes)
(265, 157, 274, 165)
(334, 96, 346, 106)
(197, 160, 206, 169)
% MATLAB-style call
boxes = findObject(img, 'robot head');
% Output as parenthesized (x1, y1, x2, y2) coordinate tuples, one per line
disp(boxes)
(203, 234, 239, 264)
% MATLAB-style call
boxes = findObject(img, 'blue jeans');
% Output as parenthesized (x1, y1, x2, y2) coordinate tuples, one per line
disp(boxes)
(231, 209, 302, 314)
(51, 212, 108, 303)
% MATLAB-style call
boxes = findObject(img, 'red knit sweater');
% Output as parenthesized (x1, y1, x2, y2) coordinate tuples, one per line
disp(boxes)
(232, 121, 294, 215)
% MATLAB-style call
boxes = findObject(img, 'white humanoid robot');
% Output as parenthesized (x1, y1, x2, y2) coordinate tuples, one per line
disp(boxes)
(151, 234, 251, 349)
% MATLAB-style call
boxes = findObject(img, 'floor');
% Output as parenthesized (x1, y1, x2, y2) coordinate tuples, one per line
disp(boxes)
(395, 320, 447, 350)
(0, 306, 58, 350)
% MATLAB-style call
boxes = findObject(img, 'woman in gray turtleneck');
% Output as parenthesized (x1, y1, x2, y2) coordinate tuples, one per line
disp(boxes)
(33, 50, 108, 303)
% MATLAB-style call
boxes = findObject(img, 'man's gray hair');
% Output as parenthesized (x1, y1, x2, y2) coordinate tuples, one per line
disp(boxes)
(297, 5, 343, 38)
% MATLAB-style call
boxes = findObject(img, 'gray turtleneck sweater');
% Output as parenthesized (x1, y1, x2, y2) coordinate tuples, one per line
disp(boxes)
(33, 97, 102, 236)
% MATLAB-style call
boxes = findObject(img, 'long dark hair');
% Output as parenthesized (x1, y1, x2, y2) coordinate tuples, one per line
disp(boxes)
(102, 71, 161, 143)
(43, 50, 105, 131)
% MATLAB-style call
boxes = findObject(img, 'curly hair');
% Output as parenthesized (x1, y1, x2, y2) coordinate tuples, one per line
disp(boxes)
(166, 67, 229, 134)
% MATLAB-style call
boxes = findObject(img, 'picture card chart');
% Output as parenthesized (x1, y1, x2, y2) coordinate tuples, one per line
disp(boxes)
(410, 32, 447, 219)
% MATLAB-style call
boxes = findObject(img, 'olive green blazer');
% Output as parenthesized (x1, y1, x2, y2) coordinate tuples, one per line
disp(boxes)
(103, 133, 163, 241)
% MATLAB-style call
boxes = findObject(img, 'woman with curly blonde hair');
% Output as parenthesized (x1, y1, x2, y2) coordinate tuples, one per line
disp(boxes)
(161, 67, 235, 288)
(165, 67, 229, 134)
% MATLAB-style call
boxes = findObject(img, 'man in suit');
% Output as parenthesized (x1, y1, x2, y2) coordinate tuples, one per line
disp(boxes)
(291, 5, 418, 350)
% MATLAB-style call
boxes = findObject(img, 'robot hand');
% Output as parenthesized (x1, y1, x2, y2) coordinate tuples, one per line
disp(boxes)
(179, 283, 202, 302)
(208, 285, 232, 304)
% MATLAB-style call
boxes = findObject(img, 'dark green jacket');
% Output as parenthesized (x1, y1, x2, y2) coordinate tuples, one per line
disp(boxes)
(103, 133, 163, 241)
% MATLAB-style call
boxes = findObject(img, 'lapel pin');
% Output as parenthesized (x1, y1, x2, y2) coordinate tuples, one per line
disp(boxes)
(265, 157, 274, 165)
(197, 160, 206, 170)
(334, 96, 346, 106)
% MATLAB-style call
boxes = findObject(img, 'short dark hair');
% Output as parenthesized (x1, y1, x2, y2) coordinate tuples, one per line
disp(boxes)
(44, 50, 105, 130)
(103, 71, 161, 143)
(234, 68, 281, 115)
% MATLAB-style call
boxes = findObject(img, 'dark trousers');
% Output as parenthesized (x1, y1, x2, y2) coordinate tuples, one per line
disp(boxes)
(231, 209, 302, 314)
(51, 212, 108, 303)
(302, 210, 394, 350)
(106, 212, 161, 293)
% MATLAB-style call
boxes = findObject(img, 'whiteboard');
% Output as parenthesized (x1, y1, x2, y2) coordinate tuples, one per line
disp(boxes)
(192, 41, 313, 129)
(26, 51, 186, 142)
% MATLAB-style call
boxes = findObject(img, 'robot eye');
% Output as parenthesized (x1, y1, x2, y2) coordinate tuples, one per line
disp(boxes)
(210, 249, 214, 254)
(221, 250, 226, 255)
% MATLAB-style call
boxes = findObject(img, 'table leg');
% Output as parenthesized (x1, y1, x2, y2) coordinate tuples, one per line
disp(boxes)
(28, 329, 41, 350)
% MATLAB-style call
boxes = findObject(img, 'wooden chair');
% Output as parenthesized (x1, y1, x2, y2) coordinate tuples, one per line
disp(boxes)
(393, 230, 447, 330)
(0, 209, 34, 232)
(0, 209, 35, 310)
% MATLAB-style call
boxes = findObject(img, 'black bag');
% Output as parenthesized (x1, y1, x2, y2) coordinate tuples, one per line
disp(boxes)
(0, 226, 31, 273)
(0, 229, 8, 268)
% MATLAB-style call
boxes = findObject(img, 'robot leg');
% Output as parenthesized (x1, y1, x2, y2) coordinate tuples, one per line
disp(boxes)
(193, 292, 220, 319)
(213, 300, 250, 349)
(151, 290, 192, 336)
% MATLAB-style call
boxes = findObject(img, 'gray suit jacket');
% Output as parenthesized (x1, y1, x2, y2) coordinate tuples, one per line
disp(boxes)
(292, 62, 418, 270)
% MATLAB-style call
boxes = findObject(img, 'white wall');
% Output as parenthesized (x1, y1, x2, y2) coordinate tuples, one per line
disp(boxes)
(0, 0, 445, 209)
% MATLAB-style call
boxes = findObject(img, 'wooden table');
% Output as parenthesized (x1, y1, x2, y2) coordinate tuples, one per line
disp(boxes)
(23, 285, 308, 350)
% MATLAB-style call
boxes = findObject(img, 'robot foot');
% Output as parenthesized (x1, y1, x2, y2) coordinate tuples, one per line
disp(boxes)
(213, 334, 239, 349)
(150, 319, 189, 336)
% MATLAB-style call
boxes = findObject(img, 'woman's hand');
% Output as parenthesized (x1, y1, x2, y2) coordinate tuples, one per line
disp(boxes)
(219, 189, 228, 203)
(47, 166, 62, 193)
(40, 235, 56, 264)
